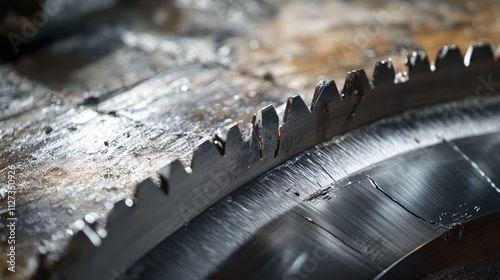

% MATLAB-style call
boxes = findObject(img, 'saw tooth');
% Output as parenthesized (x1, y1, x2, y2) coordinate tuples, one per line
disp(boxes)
(283, 95, 310, 123)
(464, 41, 494, 66)
(311, 79, 357, 136)
(311, 80, 342, 112)
(158, 159, 190, 194)
(252, 105, 279, 160)
(342, 69, 371, 100)
(105, 199, 133, 231)
(341, 69, 370, 121)
(280, 95, 313, 159)
(134, 178, 164, 205)
(190, 140, 224, 171)
(435, 44, 464, 70)
(59, 227, 99, 269)
(372, 59, 395, 86)
(405, 50, 431, 75)
(219, 125, 245, 154)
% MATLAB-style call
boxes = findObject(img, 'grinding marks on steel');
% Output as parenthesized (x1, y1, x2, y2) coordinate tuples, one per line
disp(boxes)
(129, 75, 500, 278)
(49, 42, 500, 279)
(131, 109, 500, 280)
(207, 133, 500, 280)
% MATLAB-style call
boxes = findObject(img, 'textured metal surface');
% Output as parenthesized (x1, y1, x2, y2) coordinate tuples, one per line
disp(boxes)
(2, 1, 500, 279)
(47, 44, 500, 279)
(129, 96, 500, 280)
(379, 211, 500, 279)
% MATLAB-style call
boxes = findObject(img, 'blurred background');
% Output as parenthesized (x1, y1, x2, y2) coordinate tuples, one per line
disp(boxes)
(0, 0, 499, 278)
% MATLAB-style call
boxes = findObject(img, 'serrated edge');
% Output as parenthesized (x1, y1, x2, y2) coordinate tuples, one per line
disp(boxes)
(46, 42, 500, 280)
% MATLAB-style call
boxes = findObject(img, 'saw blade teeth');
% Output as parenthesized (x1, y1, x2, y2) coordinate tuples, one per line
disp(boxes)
(62, 227, 99, 262)
(464, 41, 494, 67)
(372, 58, 395, 86)
(223, 125, 245, 154)
(283, 95, 310, 123)
(190, 140, 224, 171)
(435, 44, 464, 70)
(105, 199, 134, 231)
(279, 95, 312, 156)
(405, 50, 431, 75)
(134, 178, 163, 205)
(158, 159, 190, 194)
(49, 41, 500, 280)
(342, 69, 371, 99)
(311, 79, 341, 112)
(253, 105, 279, 160)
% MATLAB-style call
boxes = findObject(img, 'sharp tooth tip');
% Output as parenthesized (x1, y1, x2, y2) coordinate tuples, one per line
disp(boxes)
(227, 124, 243, 136)
(378, 58, 393, 65)
(264, 104, 277, 112)
(347, 68, 366, 75)
(159, 159, 190, 186)
(191, 140, 223, 170)
(465, 42, 494, 65)
(284, 95, 309, 120)
(285, 95, 307, 106)
(135, 178, 163, 201)
(138, 177, 156, 187)
(105, 199, 134, 231)
(316, 79, 331, 87)
(375, 58, 394, 70)
(470, 41, 491, 47)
